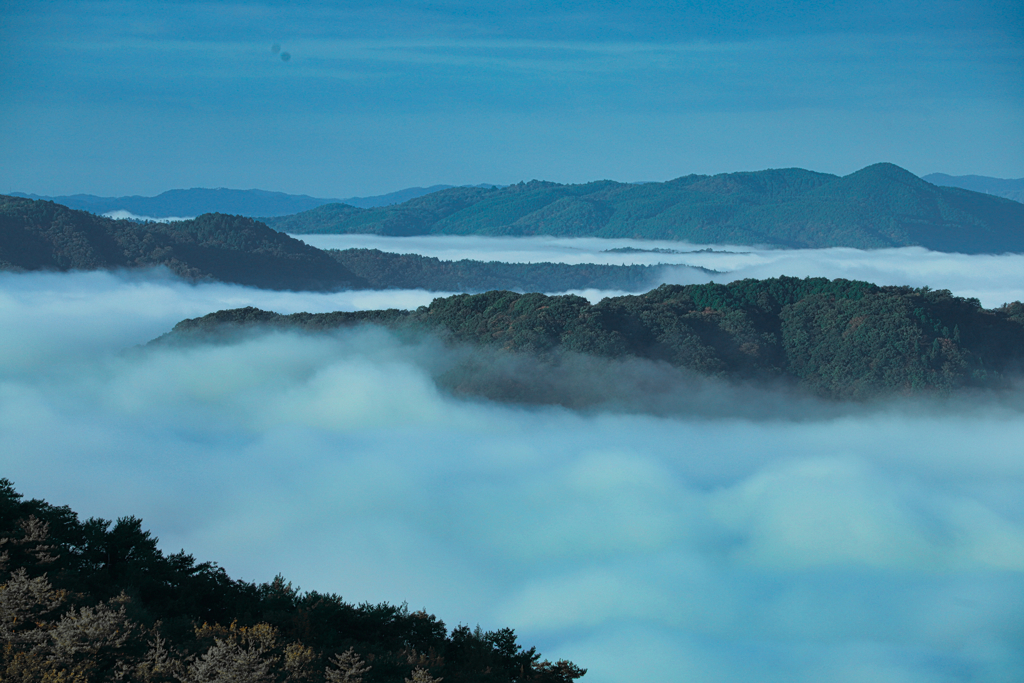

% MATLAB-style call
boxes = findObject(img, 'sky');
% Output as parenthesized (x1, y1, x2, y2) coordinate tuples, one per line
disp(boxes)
(1, 0, 1022, 197)
(3, 243, 1024, 682)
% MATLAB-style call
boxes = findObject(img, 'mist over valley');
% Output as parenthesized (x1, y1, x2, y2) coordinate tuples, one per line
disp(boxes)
(3, 0, 1023, 676)
(3, 235, 1024, 680)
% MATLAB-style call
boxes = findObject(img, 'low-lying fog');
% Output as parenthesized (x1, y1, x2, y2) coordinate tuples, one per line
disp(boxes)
(296, 234, 1024, 308)
(3, 240, 1024, 682)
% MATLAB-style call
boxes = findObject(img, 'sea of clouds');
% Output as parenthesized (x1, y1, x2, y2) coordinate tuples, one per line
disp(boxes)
(297, 234, 1024, 308)
(102, 210, 198, 223)
(2, 240, 1024, 682)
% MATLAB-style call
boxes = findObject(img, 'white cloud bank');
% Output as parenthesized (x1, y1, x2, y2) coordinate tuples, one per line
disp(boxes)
(295, 234, 1024, 308)
(102, 210, 197, 223)
(2, 264, 1024, 682)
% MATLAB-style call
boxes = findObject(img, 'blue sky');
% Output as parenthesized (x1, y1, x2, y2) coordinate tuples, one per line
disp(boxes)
(1, 0, 1022, 196)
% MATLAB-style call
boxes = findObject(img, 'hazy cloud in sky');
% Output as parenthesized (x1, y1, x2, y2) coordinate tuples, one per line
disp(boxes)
(1, 0, 1021, 196)
(2, 262, 1024, 682)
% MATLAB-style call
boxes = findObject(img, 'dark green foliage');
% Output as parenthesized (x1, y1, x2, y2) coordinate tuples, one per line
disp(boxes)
(160, 277, 1024, 400)
(0, 196, 366, 290)
(0, 481, 586, 683)
(265, 165, 1024, 253)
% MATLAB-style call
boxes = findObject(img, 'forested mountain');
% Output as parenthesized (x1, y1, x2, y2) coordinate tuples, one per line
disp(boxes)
(0, 196, 366, 290)
(327, 248, 707, 292)
(0, 195, 705, 293)
(161, 277, 1024, 401)
(266, 164, 1024, 253)
(0, 479, 585, 683)
(923, 174, 1024, 204)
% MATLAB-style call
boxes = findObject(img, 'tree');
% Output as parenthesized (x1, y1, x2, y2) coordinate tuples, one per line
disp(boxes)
(324, 647, 371, 683)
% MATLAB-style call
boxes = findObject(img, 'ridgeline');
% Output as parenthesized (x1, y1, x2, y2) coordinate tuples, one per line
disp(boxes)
(160, 277, 1024, 401)
(266, 164, 1024, 253)
(0, 195, 366, 291)
(0, 196, 683, 293)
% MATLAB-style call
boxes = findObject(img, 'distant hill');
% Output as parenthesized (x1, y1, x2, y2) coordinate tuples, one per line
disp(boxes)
(1, 195, 680, 293)
(327, 248, 711, 292)
(161, 277, 1024, 401)
(8, 185, 474, 219)
(266, 164, 1024, 254)
(0, 195, 366, 290)
(923, 174, 1024, 204)
(9, 188, 339, 219)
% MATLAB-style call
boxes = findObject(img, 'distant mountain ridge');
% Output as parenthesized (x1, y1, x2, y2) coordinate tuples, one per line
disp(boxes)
(0, 195, 675, 292)
(8, 185, 475, 218)
(923, 174, 1024, 204)
(326, 248, 706, 292)
(266, 164, 1024, 254)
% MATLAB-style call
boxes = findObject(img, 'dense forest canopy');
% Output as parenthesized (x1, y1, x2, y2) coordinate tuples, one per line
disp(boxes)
(265, 164, 1024, 254)
(161, 277, 1024, 401)
(0, 479, 586, 683)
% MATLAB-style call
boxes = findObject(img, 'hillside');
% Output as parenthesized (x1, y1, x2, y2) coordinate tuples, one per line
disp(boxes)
(265, 164, 1024, 253)
(0, 479, 585, 683)
(1, 195, 696, 293)
(0, 195, 366, 290)
(161, 277, 1024, 401)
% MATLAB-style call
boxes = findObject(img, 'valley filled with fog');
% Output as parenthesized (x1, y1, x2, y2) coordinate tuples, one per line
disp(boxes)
(297, 234, 1024, 308)
(3, 239, 1024, 682)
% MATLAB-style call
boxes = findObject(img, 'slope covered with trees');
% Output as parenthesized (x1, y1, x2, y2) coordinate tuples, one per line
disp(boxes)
(0, 479, 585, 683)
(1, 196, 702, 293)
(163, 277, 1024, 400)
(266, 164, 1024, 253)
(0, 196, 367, 290)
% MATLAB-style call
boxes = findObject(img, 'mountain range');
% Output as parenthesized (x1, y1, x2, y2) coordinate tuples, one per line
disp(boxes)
(922, 174, 1024, 204)
(7, 185, 468, 218)
(0, 195, 674, 292)
(265, 164, 1024, 253)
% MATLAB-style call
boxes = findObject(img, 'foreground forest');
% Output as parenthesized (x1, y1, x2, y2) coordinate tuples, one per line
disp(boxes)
(265, 164, 1024, 253)
(163, 277, 1024, 401)
(0, 480, 585, 683)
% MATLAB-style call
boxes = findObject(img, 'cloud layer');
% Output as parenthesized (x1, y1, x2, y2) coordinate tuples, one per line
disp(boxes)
(2, 267, 1024, 682)
(297, 234, 1024, 308)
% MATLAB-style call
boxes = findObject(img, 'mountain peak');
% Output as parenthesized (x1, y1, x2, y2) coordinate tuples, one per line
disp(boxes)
(846, 162, 923, 183)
